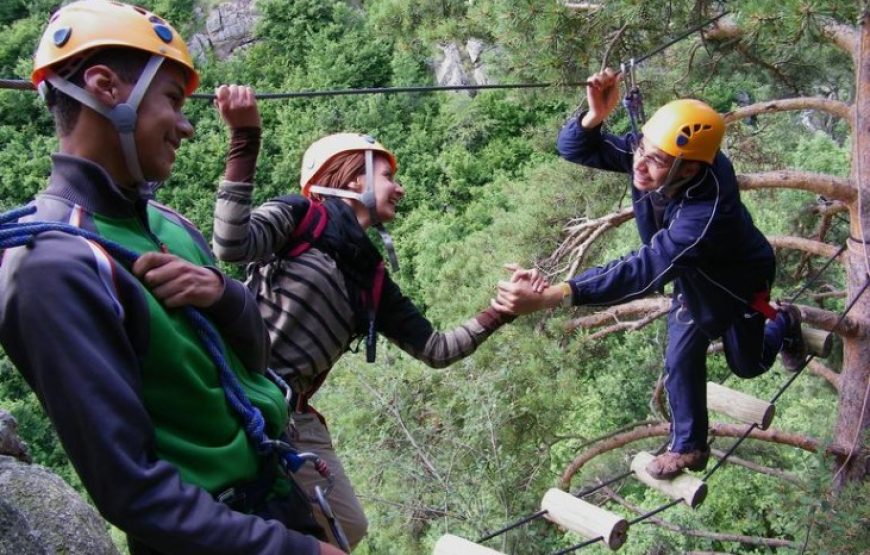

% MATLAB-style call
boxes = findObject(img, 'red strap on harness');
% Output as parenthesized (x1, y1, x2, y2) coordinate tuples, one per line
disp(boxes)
(749, 290, 778, 320)
(285, 201, 327, 257)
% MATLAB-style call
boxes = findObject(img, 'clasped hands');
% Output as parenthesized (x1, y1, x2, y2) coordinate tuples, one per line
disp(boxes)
(492, 263, 565, 316)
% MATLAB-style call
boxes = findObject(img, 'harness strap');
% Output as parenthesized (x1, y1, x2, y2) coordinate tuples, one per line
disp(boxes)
(215, 453, 278, 513)
(749, 290, 778, 320)
(283, 201, 327, 258)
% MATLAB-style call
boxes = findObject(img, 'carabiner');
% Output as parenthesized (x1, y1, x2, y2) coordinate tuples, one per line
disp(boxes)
(315, 483, 351, 553)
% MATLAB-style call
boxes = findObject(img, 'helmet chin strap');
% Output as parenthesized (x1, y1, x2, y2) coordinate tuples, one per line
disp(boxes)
(655, 158, 691, 198)
(43, 55, 165, 188)
(307, 149, 400, 271)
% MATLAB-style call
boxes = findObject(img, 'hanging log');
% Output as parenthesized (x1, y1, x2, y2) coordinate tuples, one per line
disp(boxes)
(706, 382, 775, 430)
(630, 452, 708, 509)
(803, 327, 833, 358)
(540, 488, 628, 550)
(432, 534, 506, 555)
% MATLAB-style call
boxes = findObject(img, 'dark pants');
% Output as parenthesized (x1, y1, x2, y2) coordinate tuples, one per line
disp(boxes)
(665, 295, 787, 452)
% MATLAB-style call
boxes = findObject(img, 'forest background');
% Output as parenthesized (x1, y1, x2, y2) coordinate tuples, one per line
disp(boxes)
(0, 0, 867, 553)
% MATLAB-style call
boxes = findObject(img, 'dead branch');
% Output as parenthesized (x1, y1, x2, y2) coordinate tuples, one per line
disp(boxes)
(559, 421, 836, 488)
(818, 16, 858, 60)
(811, 200, 849, 217)
(807, 359, 840, 391)
(602, 487, 798, 549)
(563, 1, 602, 11)
(767, 235, 844, 260)
(358, 379, 445, 485)
(709, 448, 802, 485)
(545, 206, 635, 279)
(357, 494, 468, 520)
(723, 97, 852, 127)
(808, 290, 846, 302)
(800, 304, 866, 337)
(588, 305, 670, 340)
(601, 22, 629, 70)
(737, 171, 856, 202)
(565, 297, 670, 333)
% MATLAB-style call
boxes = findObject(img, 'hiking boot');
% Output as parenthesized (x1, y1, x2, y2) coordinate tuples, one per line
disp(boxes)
(779, 304, 806, 372)
(646, 448, 710, 480)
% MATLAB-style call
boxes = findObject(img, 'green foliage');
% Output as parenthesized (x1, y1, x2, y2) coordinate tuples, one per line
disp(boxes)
(0, 0, 866, 553)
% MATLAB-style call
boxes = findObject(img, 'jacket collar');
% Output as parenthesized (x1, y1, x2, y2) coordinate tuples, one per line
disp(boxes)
(43, 154, 154, 219)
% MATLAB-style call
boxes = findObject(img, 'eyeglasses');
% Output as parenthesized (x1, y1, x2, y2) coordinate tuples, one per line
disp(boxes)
(634, 142, 674, 171)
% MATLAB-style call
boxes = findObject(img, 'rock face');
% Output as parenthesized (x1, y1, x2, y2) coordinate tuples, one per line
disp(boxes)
(0, 411, 118, 555)
(188, 0, 260, 61)
(434, 38, 493, 94)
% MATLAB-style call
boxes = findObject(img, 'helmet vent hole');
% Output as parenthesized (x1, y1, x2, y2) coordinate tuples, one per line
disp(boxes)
(149, 15, 165, 24)
(52, 27, 71, 48)
(693, 124, 702, 132)
(133, 6, 148, 15)
(676, 134, 690, 147)
(153, 24, 173, 43)
(681, 125, 691, 136)
(702, 124, 712, 130)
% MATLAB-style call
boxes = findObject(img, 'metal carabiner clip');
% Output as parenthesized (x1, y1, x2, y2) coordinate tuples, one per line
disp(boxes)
(315, 482, 351, 553)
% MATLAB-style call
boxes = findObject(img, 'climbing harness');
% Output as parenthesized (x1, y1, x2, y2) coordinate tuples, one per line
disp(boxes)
(0, 204, 351, 553)
(249, 196, 387, 365)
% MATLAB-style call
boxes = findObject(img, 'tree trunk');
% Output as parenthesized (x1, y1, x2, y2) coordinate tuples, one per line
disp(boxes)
(833, 11, 870, 488)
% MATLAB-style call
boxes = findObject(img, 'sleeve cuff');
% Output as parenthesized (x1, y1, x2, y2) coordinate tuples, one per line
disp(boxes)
(475, 306, 516, 332)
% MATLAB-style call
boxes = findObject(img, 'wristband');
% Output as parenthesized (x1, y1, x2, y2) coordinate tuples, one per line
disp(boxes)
(560, 282, 573, 307)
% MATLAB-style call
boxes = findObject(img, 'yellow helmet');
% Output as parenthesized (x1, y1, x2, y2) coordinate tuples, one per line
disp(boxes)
(641, 99, 724, 164)
(300, 133, 397, 197)
(32, 0, 199, 96)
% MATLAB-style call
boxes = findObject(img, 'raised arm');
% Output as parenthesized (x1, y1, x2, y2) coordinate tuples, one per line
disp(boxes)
(211, 85, 303, 263)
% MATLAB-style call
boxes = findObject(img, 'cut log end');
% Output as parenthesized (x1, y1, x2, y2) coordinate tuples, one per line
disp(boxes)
(541, 488, 629, 550)
(803, 327, 833, 358)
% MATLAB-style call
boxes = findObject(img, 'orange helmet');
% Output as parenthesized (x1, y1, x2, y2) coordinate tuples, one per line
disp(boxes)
(32, 0, 199, 96)
(642, 99, 724, 164)
(300, 133, 397, 197)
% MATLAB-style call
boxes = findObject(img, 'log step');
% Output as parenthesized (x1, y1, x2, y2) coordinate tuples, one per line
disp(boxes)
(433, 534, 506, 555)
(706, 381, 775, 430)
(540, 488, 628, 550)
(803, 327, 833, 358)
(630, 451, 708, 509)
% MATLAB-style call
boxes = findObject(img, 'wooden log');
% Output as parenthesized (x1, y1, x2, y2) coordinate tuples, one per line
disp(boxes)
(630, 452, 708, 509)
(706, 382, 775, 430)
(540, 488, 628, 550)
(432, 534, 506, 555)
(803, 327, 833, 358)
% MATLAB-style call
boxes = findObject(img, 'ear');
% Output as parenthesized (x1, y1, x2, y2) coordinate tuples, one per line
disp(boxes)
(678, 161, 702, 179)
(81, 65, 124, 108)
(344, 175, 365, 193)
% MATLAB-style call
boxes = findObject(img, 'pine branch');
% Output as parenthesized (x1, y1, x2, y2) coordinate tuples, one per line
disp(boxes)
(737, 171, 856, 202)
(723, 97, 853, 127)
(602, 487, 799, 549)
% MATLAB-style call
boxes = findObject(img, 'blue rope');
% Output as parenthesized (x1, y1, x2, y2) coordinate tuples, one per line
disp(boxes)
(0, 205, 307, 473)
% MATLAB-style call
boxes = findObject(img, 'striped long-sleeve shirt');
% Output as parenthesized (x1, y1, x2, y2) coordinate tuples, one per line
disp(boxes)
(213, 180, 509, 397)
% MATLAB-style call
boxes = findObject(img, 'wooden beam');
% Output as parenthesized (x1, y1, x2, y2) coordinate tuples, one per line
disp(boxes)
(707, 382, 775, 430)
(630, 452, 708, 509)
(541, 488, 628, 550)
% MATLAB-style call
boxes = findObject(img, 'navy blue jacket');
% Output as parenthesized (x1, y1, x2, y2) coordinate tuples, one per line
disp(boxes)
(557, 116, 775, 336)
